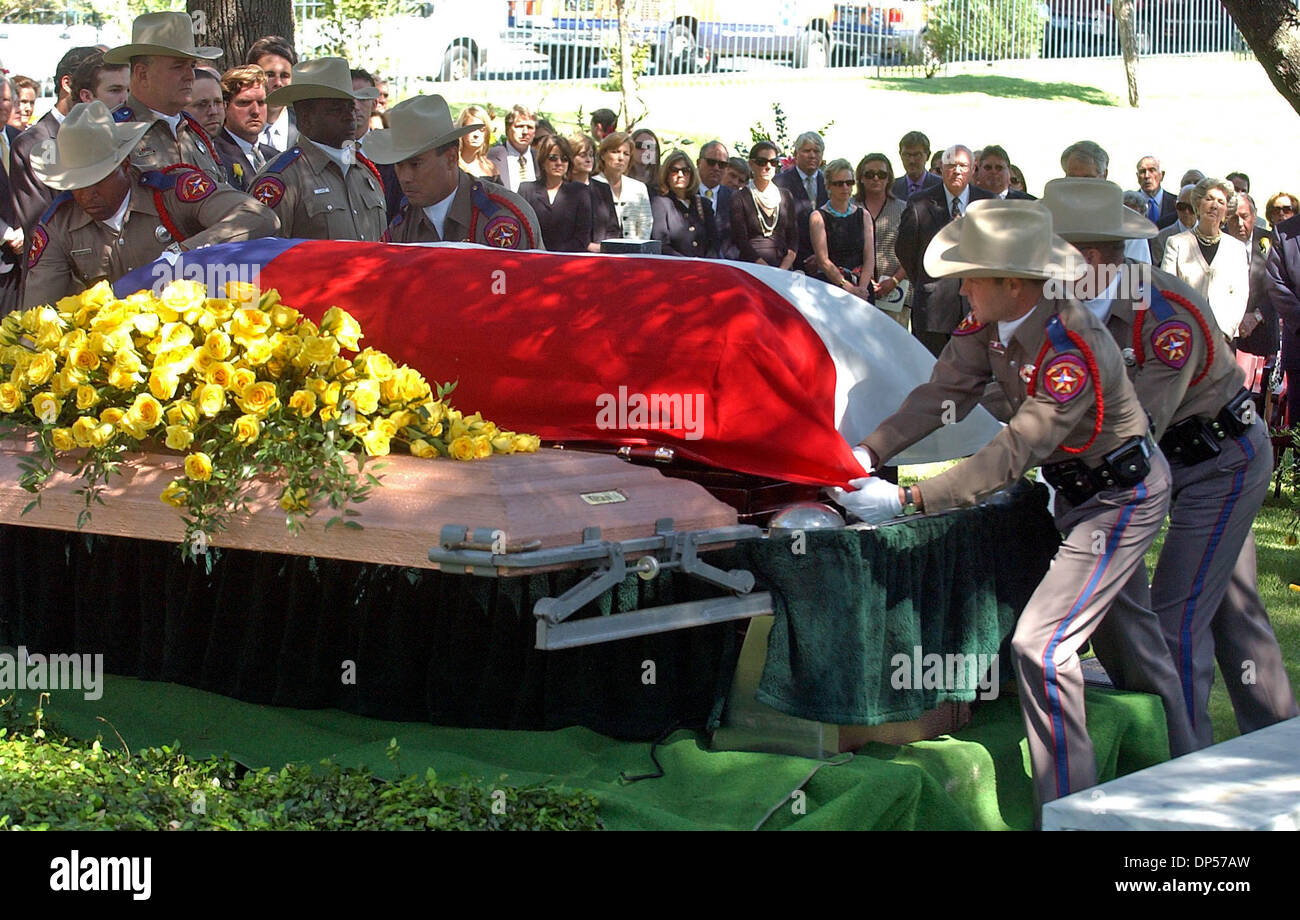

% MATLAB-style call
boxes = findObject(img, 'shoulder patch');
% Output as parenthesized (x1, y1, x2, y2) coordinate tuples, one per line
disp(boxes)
(250, 176, 286, 209)
(953, 313, 985, 336)
(264, 147, 302, 175)
(1150, 319, 1193, 369)
(138, 170, 178, 192)
(175, 169, 216, 202)
(27, 227, 48, 269)
(1041, 353, 1090, 403)
(483, 214, 524, 248)
(38, 191, 74, 225)
(112, 105, 134, 123)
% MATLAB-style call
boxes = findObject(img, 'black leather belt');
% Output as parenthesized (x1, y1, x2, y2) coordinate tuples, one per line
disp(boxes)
(1158, 389, 1254, 467)
(1041, 433, 1156, 506)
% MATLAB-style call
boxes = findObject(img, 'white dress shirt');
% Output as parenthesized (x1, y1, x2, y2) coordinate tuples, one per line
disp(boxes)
(422, 189, 456, 240)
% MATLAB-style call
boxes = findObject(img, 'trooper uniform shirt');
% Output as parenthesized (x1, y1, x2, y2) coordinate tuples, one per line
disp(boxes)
(113, 93, 225, 186)
(249, 138, 387, 242)
(23, 167, 279, 307)
(382, 169, 543, 249)
(862, 298, 1150, 511)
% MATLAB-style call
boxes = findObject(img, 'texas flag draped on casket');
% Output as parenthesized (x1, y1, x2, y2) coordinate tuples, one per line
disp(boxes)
(116, 240, 1000, 487)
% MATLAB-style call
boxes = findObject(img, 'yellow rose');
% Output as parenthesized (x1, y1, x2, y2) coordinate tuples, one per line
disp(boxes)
(149, 321, 194, 355)
(361, 428, 390, 457)
(512, 433, 541, 452)
(491, 433, 515, 453)
(148, 368, 180, 401)
(99, 407, 125, 426)
(50, 367, 80, 398)
(225, 280, 260, 304)
(270, 302, 300, 329)
(356, 348, 396, 382)
(126, 393, 164, 430)
(271, 333, 302, 361)
(318, 404, 339, 424)
(349, 379, 380, 415)
(195, 383, 226, 418)
(320, 306, 363, 350)
(25, 351, 55, 387)
(265, 356, 288, 379)
(279, 486, 310, 512)
(230, 307, 272, 345)
(449, 435, 475, 461)
(298, 335, 337, 367)
(184, 452, 213, 482)
(117, 415, 148, 441)
(107, 365, 140, 391)
(244, 338, 274, 365)
(164, 424, 194, 451)
(50, 427, 76, 451)
(232, 414, 260, 445)
(228, 368, 255, 395)
(30, 391, 61, 424)
(71, 416, 97, 447)
(165, 400, 199, 427)
(472, 435, 493, 459)
(421, 420, 443, 439)
(159, 480, 188, 508)
(88, 422, 115, 449)
(75, 385, 101, 411)
(206, 361, 236, 389)
(409, 438, 438, 459)
(158, 280, 207, 320)
(236, 381, 279, 417)
(191, 346, 217, 375)
(373, 417, 397, 438)
(58, 328, 88, 355)
(204, 330, 233, 360)
(288, 389, 317, 418)
(68, 346, 100, 372)
(132, 310, 160, 337)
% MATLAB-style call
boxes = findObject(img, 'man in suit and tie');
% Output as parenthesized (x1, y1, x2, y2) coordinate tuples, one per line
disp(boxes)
(773, 130, 828, 272)
(1135, 155, 1179, 229)
(974, 144, 1033, 200)
(214, 65, 279, 192)
(248, 36, 299, 153)
(895, 143, 995, 356)
(9, 46, 100, 241)
(696, 139, 735, 258)
(486, 105, 538, 193)
(0, 79, 25, 312)
(71, 50, 130, 110)
(1149, 184, 1197, 266)
(891, 130, 941, 200)
(1231, 192, 1279, 384)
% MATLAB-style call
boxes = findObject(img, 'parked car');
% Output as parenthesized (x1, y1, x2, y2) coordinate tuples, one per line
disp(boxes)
(1041, 0, 1242, 59)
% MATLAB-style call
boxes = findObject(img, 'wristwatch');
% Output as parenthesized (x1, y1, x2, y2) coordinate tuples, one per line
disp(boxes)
(901, 485, 921, 516)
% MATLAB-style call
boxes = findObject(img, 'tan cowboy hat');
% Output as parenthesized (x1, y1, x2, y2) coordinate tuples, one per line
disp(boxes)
(103, 11, 222, 64)
(31, 100, 150, 191)
(925, 199, 1086, 281)
(1040, 178, 1158, 242)
(264, 58, 379, 107)
(361, 95, 478, 165)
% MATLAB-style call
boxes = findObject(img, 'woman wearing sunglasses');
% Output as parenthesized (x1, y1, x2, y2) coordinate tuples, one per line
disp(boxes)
(809, 157, 875, 301)
(650, 150, 717, 258)
(628, 128, 661, 189)
(730, 141, 797, 270)
(854, 153, 909, 326)
(518, 134, 592, 252)
(1265, 192, 1298, 233)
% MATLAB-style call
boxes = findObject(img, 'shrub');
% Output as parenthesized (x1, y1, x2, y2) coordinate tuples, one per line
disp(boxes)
(924, 0, 1047, 74)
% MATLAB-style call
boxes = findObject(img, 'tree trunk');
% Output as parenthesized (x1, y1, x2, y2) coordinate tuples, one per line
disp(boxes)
(187, 0, 296, 71)
(616, 0, 633, 128)
(1220, 0, 1300, 119)
(1114, 0, 1140, 107)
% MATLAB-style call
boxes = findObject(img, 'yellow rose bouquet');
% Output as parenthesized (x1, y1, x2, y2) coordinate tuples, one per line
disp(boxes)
(0, 280, 540, 558)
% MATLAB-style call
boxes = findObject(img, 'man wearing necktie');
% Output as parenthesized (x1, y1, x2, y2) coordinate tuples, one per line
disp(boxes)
(696, 140, 735, 258)
(1135, 155, 1178, 229)
(486, 105, 538, 193)
(773, 130, 829, 271)
(891, 130, 941, 201)
(213, 65, 279, 192)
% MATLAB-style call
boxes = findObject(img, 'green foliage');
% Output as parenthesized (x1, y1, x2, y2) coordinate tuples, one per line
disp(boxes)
(602, 39, 652, 94)
(923, 0, 1047, 75)
(736, 102, 835, 161)
(300, 0, 401, 68)
(0, 696, 603, 831)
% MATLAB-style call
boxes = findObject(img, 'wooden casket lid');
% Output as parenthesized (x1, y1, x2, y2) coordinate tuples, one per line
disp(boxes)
(0, 441, 738, 571)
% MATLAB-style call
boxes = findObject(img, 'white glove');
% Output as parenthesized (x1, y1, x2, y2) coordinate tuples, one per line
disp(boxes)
(828, 476, 903, 524)
(852, 446, 875, 476)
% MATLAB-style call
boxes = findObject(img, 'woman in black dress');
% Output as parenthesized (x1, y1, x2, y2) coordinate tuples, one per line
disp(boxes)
(729, 140, 797, 269)
(810, 157, 876, 300)
(518, 134, 592, 253)
(568, 132, 620, 252)
(650, 150, 717, 258)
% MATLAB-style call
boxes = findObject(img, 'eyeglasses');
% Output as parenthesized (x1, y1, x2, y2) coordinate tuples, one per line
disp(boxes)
(859, 170, 889, 181)
(699, 156, 727, 168)
(1175, 202, 1193, 212)
(750, 157, 780, 168)
(828, 178, 854, 188)
(635, 141, 656, 150)
(1275, 204, 1296, 215)
(667, 165, 691, 175)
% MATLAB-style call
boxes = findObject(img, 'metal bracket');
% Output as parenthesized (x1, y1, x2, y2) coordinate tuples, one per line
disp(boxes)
(428, 520, 764, 648)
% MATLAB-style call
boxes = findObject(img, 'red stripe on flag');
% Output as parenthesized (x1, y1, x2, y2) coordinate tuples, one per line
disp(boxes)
(259, 242, 862, 486)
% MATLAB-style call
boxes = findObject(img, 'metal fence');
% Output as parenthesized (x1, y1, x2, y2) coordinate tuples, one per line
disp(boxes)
(310, 0, 1257, 86)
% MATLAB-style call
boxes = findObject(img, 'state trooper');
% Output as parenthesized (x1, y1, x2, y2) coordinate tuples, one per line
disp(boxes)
(248, 58, 387, 242)
(103, 11, 226, 184)
(364, 94, 543, 249)
(22, 101, 278, 308)
(1042, 178, 1298, 749)
(837, 199, 1173, 815)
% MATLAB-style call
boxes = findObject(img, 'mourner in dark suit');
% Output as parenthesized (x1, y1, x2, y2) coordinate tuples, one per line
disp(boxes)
(895, 144, 995, 355)
(1266, 213, 1300, 421)
(773, 131, 829, 271)
(650, 151, 717, 258)
(1135, 155, 1180, 229)
(696, 140, 734, 257)
(485, 105, 539, 192)
(0, 121, 24, 312)
(892, 130, 942, 200)
(518, 136, 593, 253)
(215, 127, 277, 191)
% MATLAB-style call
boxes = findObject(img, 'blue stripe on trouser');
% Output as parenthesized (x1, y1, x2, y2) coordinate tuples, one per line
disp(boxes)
(1043, 482, 1147, 798)
(1178, 434, 1255, 723)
